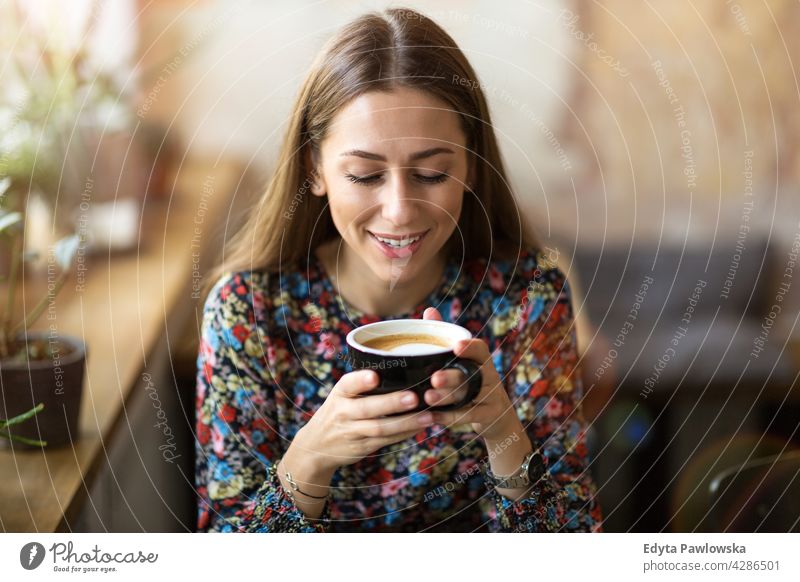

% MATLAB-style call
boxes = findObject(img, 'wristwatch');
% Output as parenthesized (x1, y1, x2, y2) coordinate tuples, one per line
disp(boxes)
(483, 449, 546, 489)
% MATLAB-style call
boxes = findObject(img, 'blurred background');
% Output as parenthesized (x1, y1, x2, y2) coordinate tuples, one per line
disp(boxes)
(1, 0, 798, 533)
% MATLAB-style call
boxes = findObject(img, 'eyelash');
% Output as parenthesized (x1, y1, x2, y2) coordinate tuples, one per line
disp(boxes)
(344, 172, 449, 185)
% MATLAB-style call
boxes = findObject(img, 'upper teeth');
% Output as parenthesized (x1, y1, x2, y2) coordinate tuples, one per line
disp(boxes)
(374, 234, 422, 248)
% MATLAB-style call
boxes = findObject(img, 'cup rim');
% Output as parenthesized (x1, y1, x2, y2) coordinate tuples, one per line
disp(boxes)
(345, 318, 472, 357)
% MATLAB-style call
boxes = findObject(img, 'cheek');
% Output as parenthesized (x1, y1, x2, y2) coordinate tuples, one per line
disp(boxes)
(326, 190, 374, 236)
(429, 186, 464, 230)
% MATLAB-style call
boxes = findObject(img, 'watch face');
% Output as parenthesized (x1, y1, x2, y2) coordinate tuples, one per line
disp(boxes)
(526, 453, 545, 482)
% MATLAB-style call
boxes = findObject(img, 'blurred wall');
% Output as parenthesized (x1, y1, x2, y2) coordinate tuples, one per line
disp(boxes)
(561, 0, 800, 244)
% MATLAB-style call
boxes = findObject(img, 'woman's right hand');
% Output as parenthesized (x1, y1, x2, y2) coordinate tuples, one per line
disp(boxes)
(292, 369, 435, 473)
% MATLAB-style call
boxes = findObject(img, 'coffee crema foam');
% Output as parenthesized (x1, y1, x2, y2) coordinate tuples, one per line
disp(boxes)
(362, 332, 452, 353)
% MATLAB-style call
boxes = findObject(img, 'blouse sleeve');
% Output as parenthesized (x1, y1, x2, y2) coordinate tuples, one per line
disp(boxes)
(195, 272, 330, 532)
(483, 258, 603, 532)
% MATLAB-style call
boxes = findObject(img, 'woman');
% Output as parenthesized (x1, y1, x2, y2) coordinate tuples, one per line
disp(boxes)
(195, 7, 602, 532)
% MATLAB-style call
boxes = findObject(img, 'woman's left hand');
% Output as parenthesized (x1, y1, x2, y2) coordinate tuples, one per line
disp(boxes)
(422, 307, 525, 442)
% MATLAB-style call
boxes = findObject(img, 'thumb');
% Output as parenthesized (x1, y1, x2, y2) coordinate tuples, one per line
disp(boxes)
(423, 307, 443, 321)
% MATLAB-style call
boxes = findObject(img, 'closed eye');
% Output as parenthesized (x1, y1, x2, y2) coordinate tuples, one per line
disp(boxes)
(344, 172, 382, 185)
(414, 173, 448, 184)
(343, 172, 449, 185)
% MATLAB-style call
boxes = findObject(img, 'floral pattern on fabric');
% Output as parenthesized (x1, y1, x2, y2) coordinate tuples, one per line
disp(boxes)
(195, 247, 602, 532)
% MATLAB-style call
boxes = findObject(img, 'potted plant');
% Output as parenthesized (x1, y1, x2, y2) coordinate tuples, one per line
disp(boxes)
(0, 2, 102, 449)
(0, 177, 84, 448)
(1, 2, 141, 448)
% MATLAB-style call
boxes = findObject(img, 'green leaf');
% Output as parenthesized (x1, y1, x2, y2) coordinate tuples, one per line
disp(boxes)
(53, 234, 80, 270)
(0, 211, 22, 233)
(0, 402, 44, 428)
(0, 429, 47, 447)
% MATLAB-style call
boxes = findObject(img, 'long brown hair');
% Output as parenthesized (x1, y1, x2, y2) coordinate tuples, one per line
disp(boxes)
(205, 7, 538, 295)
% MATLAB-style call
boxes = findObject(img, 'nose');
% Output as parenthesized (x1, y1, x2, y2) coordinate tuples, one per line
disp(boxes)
(379, 172, 420, 226)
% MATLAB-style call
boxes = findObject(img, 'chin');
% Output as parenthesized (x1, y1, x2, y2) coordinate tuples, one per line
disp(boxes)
(349, 228, 447, 284)
(375, 249, 443, 289)
(367, 259, 417, 286)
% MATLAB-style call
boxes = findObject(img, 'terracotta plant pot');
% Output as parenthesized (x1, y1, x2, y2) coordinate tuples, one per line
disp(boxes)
(0, 333, 86, 448)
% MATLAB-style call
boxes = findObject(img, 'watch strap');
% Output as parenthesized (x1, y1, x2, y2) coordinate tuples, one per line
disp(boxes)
(484, 450, 544, 489)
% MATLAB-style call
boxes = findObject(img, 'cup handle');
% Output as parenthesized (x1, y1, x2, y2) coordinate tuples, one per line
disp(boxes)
(430, 358, 483, 411)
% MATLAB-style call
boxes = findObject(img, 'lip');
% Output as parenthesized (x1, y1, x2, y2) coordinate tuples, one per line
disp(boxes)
(367, 229, 430, 259)
(367, 229, 430, 240)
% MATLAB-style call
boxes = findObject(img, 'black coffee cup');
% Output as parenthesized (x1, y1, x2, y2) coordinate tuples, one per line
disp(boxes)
(344, 319, 483, 412)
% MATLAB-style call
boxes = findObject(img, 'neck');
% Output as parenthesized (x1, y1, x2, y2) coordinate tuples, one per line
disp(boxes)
(317, 239, 447, 317)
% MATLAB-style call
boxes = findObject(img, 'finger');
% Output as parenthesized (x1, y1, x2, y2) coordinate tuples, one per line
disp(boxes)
(452, 338, 492, 364)
(368, 427, 426, 450)
(356, 410, 434, 439)
(335, 370, 380, 397)
(424, 369, 468, 406)
(423, 307, 443, 321)
(349, 389, 419, 419)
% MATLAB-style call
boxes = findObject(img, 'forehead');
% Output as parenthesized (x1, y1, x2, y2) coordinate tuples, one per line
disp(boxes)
(323, 87, 467, 156)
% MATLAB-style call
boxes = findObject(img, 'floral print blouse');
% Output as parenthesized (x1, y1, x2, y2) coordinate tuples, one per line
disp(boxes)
(195, 246, 603, 532)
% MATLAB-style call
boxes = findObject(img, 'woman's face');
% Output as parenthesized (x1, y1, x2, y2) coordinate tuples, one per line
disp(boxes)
(311, 86, 472, 286)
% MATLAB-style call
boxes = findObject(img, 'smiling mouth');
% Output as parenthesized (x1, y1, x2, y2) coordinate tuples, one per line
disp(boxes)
(367, 229, 429, 249)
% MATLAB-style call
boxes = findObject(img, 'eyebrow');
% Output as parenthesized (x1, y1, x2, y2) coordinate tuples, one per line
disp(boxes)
(339, 147, 455, 162)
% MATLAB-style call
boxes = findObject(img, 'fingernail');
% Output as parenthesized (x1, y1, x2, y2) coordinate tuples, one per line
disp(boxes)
(418, 413, 433, 425)
(427, 390, 439, 402)
(401, 393, 415, 405)
(363, 371, 377, 386)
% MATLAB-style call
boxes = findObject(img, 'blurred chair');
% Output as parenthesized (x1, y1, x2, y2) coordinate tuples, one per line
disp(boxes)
(572, 240, 796, 395)
(707, 450, 800, 532)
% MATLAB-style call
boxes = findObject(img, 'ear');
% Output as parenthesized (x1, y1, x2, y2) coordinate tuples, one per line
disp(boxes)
(304, 146, 327, 197)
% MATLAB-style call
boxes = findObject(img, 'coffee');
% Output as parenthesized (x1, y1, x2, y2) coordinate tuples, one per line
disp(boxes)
(362, 332, 452, 353)
(345, 318, 482, 412)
